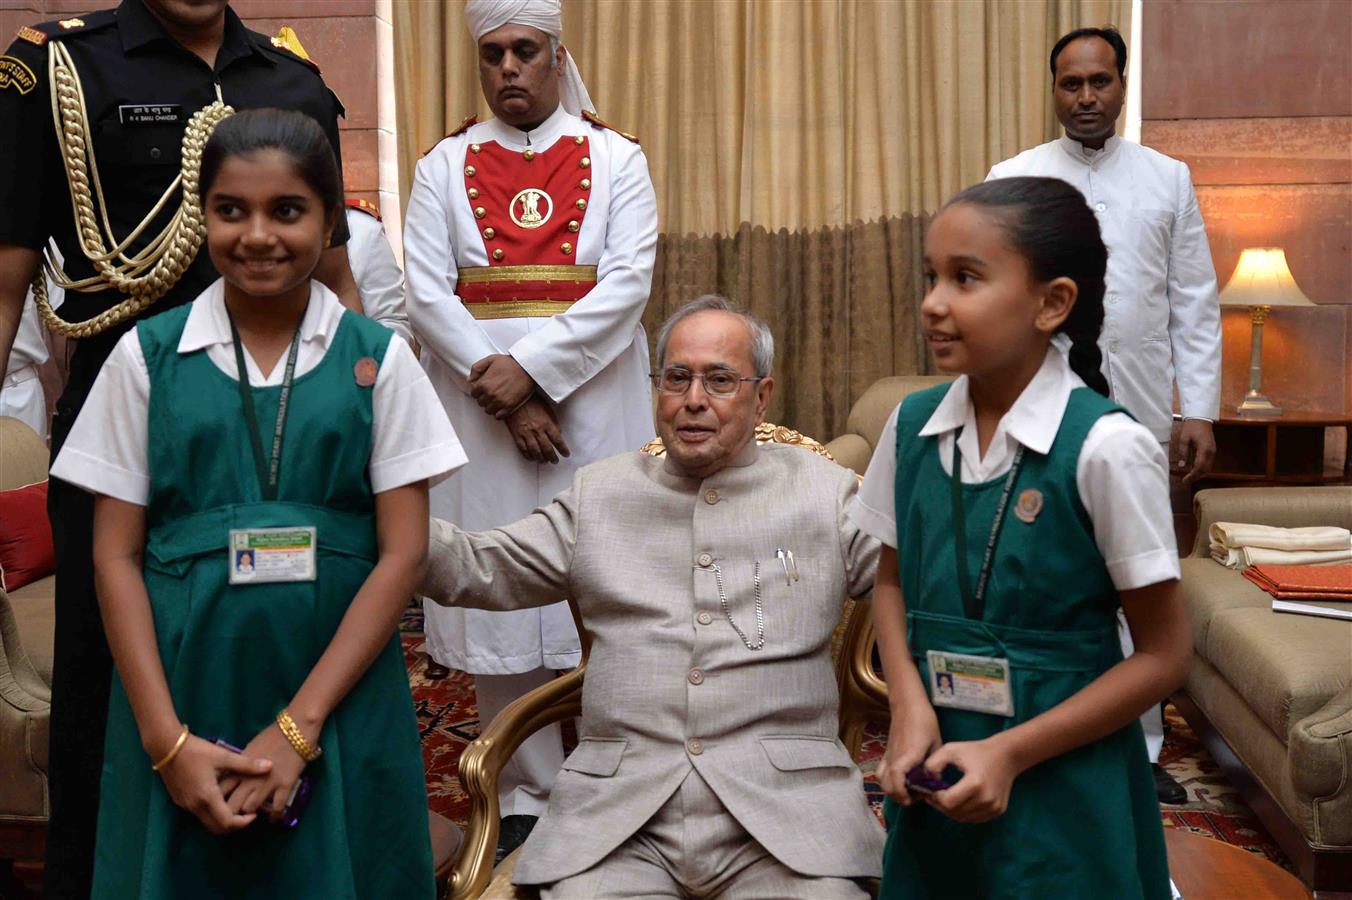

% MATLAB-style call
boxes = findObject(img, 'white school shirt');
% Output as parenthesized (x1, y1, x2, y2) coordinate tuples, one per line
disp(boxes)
(346, 207, 413, 344)
(986, 135, 1221, 442)
(50, 278, 467, 505)
(848, 346, 1179, 592)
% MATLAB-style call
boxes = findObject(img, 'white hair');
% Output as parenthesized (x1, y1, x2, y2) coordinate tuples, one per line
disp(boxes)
(655, 295, 774, 378)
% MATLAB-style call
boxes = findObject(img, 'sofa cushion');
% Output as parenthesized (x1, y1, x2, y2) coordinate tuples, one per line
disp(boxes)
(843, 376, 953, 451)
(1179, 558, 1272, 648)
(1204, 605, 1352, 740)
(6, 576, 55, 686)
(823, 433, 871, 476)
(0, 480, 55, 592)
(0, 418, 48, 492)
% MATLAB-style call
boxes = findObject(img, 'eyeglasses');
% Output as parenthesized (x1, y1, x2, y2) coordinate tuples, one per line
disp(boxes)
(650, 367, 763, 398)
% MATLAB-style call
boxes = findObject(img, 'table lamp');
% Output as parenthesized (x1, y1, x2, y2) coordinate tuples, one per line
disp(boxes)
(1218, 247, 1316, 417)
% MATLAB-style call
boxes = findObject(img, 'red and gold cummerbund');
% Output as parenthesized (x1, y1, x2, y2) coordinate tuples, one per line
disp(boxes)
(456, 265, 597, 320)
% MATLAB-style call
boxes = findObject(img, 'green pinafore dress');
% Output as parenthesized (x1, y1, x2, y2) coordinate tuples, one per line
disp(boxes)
(92, 300, 435, 899)
(879, 384, 1170, 900)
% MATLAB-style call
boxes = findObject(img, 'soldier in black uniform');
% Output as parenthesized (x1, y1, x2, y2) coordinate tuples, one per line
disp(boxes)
(0, 2, 359, 895)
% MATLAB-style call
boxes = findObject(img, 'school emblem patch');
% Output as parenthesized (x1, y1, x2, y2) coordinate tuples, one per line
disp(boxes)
(353, 357, 378, 387)
(0, 55, 37, 94)
(1014, 488, 1044, 524)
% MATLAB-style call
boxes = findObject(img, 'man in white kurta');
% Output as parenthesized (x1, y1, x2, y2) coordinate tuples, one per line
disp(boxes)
(1, 287, 52, 439)
(2, 268, 64, 440)
(986, 26, 1221, 803)
(402, 0, 656, 840)
(986, 27, 1220, 469)
(344, 199, 414, 345)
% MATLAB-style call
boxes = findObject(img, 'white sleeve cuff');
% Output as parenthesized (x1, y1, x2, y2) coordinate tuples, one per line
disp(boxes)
(847, 495, 897, 549)
(1105, 547, 1181, 592)
(49, 448, 149, 506)
(369, 440, 468, 494)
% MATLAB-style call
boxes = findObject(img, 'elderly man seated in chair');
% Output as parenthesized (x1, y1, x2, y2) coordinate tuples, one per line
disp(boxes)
(422, 295, 883, 898)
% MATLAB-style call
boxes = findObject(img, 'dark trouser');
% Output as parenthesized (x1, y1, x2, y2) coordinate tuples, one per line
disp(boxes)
(42, 443, 111, 899)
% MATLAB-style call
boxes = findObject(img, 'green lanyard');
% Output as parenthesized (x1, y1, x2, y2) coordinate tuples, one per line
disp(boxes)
(228, 309, 305, 502)
(949, 428, 1025, 621)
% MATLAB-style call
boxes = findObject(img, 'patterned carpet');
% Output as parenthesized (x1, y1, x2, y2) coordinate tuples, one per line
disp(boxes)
(402, 617, 1294, 874)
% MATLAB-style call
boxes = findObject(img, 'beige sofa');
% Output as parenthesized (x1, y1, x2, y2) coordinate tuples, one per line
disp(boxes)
(823, 375, 953, 473)
(0, 417, 55, 875)
(1176, 486, 1352, 893)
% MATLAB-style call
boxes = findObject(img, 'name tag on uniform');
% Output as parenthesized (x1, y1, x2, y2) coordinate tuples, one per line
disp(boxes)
(927, 649, 1014, 717)
(229, 527, 316, 584)
(118, 103, 183, 125)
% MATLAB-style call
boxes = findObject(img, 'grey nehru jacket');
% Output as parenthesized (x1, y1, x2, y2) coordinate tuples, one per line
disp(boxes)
(422, 440, 885, 885)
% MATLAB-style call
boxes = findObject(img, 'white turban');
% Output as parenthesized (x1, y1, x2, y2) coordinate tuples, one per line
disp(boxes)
(465, 0, 595, 117)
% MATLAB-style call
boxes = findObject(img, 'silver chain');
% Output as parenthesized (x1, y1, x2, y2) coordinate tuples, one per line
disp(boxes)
(711, 561, 765, 651)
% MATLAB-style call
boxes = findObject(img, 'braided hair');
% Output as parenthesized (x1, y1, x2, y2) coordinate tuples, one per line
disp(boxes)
(943, 177, 1111, 396)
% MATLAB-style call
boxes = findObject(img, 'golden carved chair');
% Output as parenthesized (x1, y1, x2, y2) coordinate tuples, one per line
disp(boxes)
(446, 424, 890, 899)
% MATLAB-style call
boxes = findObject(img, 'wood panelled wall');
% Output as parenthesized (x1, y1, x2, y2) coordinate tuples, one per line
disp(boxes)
(1141, 0, 1352, 416)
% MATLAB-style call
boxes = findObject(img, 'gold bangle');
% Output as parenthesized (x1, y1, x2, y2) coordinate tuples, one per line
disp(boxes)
(151, 724, 190, 772)
(276, 709, 322, 763)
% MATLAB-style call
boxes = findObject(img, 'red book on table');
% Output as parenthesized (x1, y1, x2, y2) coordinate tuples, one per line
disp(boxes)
(1243, 564, 1352, 600)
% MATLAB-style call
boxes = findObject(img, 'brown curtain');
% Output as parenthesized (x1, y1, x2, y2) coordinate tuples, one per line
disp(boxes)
(395, 0, 1131, 439)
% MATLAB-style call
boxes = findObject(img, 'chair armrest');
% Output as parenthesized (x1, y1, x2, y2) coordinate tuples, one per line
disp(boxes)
(837, 598, 890, 759)
(1189, 486, 1352, 557)
(1289, 681, 1352, 848)
(448, 663, 585, 900)
(0, 588, 51, 820)
(0, 589, 49, 712)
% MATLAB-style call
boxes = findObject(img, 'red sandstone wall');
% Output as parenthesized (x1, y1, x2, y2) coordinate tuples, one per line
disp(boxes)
(0, 0, 389, 215)
(1141, 0, 1352, 416)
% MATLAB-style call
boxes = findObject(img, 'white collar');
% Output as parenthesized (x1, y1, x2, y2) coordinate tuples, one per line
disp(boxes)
(918, 347, 1081, 457)
(1057, 132, 1121, 164)
(177, 279, 340, 355)
(482, 103, 576, 151)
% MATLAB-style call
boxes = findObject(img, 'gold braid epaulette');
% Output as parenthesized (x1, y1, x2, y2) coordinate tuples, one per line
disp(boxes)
(33, 40, 234, 338)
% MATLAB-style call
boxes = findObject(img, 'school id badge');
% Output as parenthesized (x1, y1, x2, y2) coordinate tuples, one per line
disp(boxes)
(229, 527, 317, 584)
(927, 649, 1014, 717)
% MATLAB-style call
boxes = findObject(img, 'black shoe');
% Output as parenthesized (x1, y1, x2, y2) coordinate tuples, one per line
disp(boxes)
(495, 814, 538, 865)
(1153, 764, 1187, 805)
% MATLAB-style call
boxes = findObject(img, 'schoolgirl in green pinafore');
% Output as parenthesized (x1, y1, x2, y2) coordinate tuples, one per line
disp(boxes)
(50, 110, 463, 898)
(850, 178, 1189, 899)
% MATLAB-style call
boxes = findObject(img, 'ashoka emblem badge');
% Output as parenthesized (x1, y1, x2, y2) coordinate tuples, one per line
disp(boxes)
(510, 188, 553, 230)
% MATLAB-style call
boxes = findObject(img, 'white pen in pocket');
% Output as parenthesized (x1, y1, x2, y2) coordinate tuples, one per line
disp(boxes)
(775, 547, 800, 586)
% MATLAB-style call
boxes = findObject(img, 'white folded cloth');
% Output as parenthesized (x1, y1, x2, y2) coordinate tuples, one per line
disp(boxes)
(1210, 545, 1352, 569)
(1209, 522, 1351, 553)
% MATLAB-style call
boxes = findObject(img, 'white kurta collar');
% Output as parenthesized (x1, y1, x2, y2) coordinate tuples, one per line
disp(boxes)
(177, 278, 340, 355)
(482, 103, 575, 151)
(1057, 132, 1121, 166)
(918, 347, 1081, 459)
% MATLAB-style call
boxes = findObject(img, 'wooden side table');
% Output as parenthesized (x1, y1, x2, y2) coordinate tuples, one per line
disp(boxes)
(1165, 828, 1310, 899)
(1199, 412, 1352, 487)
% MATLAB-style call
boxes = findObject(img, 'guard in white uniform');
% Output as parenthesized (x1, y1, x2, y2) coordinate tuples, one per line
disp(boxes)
(344, 198, 413, 344)
(1, 280, 56, 440)
(986, 26, 1220, 802)
(402, 0, 657, 841)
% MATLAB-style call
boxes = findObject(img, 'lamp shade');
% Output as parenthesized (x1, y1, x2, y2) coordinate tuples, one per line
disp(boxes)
(1218, 247, 1316, 309)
